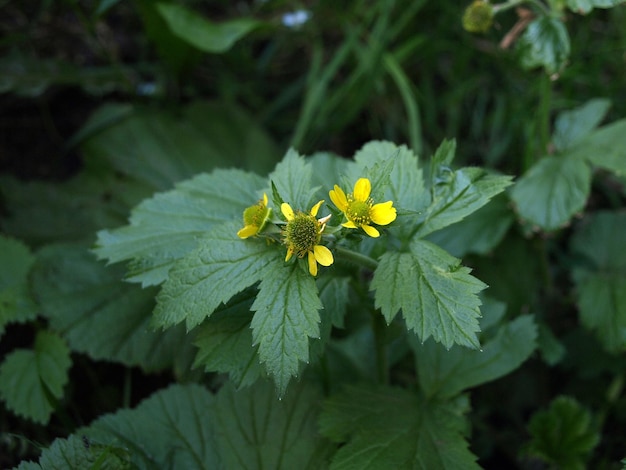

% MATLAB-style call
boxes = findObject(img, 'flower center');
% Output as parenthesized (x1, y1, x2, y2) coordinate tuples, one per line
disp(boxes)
(243, 202, 269, 227)
(346, 196, 372, 225)
(285, 213, 320, 257)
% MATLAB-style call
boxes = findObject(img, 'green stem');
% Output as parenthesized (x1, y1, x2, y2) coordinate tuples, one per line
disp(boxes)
(493, 0, 551, 16)
(334, 246, 379, 271)
(372, 311, 389, 385)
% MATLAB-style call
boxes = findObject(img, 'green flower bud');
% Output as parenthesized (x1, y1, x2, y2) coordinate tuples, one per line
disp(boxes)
(462, 1, 494, 34)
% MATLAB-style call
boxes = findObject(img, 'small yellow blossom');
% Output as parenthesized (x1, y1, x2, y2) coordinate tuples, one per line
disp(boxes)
(237, 193, 271, 239)
(329, 178, 396, 238)
(282, 200, 333, 276)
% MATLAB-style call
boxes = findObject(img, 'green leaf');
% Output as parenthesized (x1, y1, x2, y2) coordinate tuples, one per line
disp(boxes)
(415, 168, 513, 238)
(570, 119, 626, 176)
(0, 236, 37, 338)
(552, 98, 611, 152)
(372, 238, 486, 349)
(319, 385, 480, 469)
(510, 155, 591, 231)
(193, 289, 263, 388)
(86, 383, 220, 468)
(318, 275, 350, 328)
(0, 331, 71, 424)
(251, 260, 322, 395)
(309, 152, 355, 200)
(154, 221, 277, 330)
(525, 396, 599, 470)
(426, 194, 514, 257)
(156, 3, 260, 53)
(214, 380, 333, 469)
(571, 211, 626, 351)
(565, 0, 626, 14)
(94, 169, 266, 286)
(428, 138, 457, 183)
(269, 149, 315, 210)
(517, 16, 571, 74)
(412, 315, 537, 399)
(31, 243, 195, 373)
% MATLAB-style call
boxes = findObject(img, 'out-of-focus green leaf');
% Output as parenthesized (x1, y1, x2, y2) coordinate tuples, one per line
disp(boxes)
(524, 396, 599, 470)
(571, 211, 626, 352)
(570, 119, 626, 176)
(269, 149, 316, 210)
(31, 243, 196, 374)
(552, 98, 611, 152)
(0, 236, 37, 338)
(412, 315, 537, 399)
(517, 16, 570, 74)
(510, 155, 591, 231)
(426, 194, 514, 257)
(565, 0, 626, 14)
(0, 331, 71, 424)
(319, 385, 480, 469)
(156, 3, 261, 53)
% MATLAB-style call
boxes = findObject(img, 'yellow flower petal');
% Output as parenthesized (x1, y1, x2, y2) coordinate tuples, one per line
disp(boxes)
(285, 247, 294, 262)
(281, 202, 295, 221)
(308, 251, 318, 276)
(262, 193, 268, 205)
(314, 245, 333, 266)
(237, 225, 257, 239)
(329, 185, 348, 212)
(370, 201, 397, 225)
(353, 178, 371, 201)
(342, 221, 358, 229)
(310, 200, 324, 217)
(362, 224, 380, 238)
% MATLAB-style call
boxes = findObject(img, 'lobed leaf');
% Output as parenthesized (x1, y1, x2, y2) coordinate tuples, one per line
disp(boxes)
(516, 16, 570, 75)
(154, 221, 277, 330)
(510, 155, 591, 231)
(269, 148, 316, 210)
(251, 260, 322, 395)
(570, 119, 626, 176)
(372, 238, 486, 349)
(319, 385, 480, 469)
(552, 98, 611, 152)
(0, 331, 71, 424)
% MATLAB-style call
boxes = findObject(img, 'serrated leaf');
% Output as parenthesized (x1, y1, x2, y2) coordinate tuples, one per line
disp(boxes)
(251, 260, 322, 395)
(155, 221, 277, 330)
(525, 396, 599, 470)
(309, 152, 355, 200)
(214, 380, 333, 469)
(13, 434, 134, 470)
(571, 211, 626, 351)
(319, 385, 480, 469)
(193, 289, 263, 388)
(31, 243, 195, 373)
(565, 0, 626, 14)
(426, 194, 514, 257)
(156, 3, 260, 53)
(412, 315, 537, 399)
(318, 275, 350, 328)
(95, 169, 266, 286)
(0, 331, 71, 424)
(510, 155, 591, 231)
(427, 138, 457, 184)
(0, 236, 37, 337)
(269, 149, 315, 210)
(517, 16, 570, 74)
(552, 98, 611, 152)
(86, 383, 220, 469)
(372, 238, 486, 349)
(415, 168, 512, 238)
(570, 119, 626, 176)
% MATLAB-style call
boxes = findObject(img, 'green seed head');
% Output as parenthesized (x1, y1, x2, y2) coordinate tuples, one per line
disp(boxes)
(243, 202, 270, 228)
(462, 1, 494, 34)
(285, 214, 320, 257)
(346, 198, 372, 225)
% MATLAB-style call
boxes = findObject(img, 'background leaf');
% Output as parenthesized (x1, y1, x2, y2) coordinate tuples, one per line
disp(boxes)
(570, 119, 626, 175)
(552, 98, 611, 152)
(269, 149, 315, 210)
(0, 331, 71, 424)
(571, 211, 626, 351)
(565, 0, 626, 14)
(510, 155, 591, 231)
(412, 315, 537, 399)
(517, 16, 571, 74)
(372, 238, 486, 349)
(319, 385, 480, 469)
(156, 3, 261, 54)
(31, 243, 195, 373)
(251, 260, 322, 395)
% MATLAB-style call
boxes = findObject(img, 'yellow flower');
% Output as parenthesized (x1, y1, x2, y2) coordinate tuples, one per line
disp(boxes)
(237, 193, 271, 239)
(281, 200, 334, 276)
(329, 178, 396, 238)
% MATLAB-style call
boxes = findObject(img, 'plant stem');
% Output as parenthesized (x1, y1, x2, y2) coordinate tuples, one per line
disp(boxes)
(334, 246, 379, 271)
(372, 311, 389, 385)
(493, 0, 551, 16)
